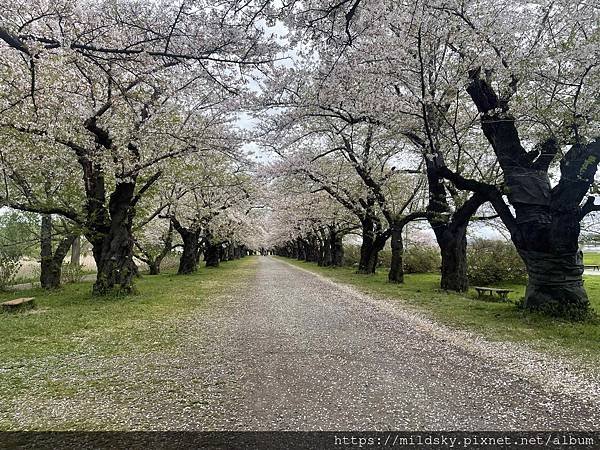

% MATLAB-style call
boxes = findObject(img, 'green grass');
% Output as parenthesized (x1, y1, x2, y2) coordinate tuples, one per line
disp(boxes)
(583, 251, 600, 266)
(0, 257, 258, 362)
(0, 257, 258, 431)
(280, 257, 600, 366)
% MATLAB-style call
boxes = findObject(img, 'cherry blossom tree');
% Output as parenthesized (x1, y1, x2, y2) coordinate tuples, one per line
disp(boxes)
(426, 0, 600, 318)
(0, 0, 279, 294)
(257, 49, 437, 282)
(265, 176, 358, 266)
(157, 152, 259, 273)
(277, 0, 500, 291)
(281, 0, 600, 317)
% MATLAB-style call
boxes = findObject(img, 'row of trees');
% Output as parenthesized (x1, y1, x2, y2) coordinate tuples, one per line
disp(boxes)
(259, 0, 600, 319)
(1, 0, 599, 320)
(0, 151, 264, 290)
(0, 0, 274, 293)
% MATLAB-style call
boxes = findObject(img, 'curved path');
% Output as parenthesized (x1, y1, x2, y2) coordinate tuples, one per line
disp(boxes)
(3, 256, 599, 430)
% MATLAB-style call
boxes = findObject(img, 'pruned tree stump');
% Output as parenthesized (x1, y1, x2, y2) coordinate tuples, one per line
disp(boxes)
(1, 297, 35, 312)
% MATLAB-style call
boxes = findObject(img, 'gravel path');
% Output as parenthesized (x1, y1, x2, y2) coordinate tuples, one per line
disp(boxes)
(2, 256, 599, 430)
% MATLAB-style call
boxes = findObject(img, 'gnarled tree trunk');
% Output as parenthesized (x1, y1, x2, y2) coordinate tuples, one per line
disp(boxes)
(205, 240, 220, 267)
(40, 214, 76, 289)
(358, 217, 388, 274)
(512, 180, 589, 318)
(388, 225, 404, 283)
(92, 182, 138, 295)
(331, 229, 344, 267)
(447, 68, 600, 318)
(178, 232, 201, 274)
(426, 153, 485, 292)
(435, 224, 468, 292)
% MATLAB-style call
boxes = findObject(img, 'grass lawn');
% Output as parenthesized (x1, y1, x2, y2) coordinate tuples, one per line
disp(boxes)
(0, 256, 258, 431)
(583, 251, 600, 266)
(0, 257, 257, 362)
(280, 257, 600, 367)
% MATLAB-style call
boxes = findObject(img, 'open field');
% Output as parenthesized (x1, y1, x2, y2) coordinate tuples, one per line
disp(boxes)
(279, 257, 600, 367)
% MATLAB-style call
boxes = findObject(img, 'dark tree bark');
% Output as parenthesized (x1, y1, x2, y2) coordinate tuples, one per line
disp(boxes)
(147, 261, 159, 275)
(357, 216, 388, 274)
(330, 229, 344, 267)
(168, 217, 201, 275)
(70, 236, 81, 266)
(39, 214, 77, 289)
(307, 234, 320, 263)
(388, 224, 404, 283)
(92, 182, 138, 295)
(387, 213, 429, 283)
(438, 68, 600, 318)
(205, 239, 221, 267)
(436, 224, 468, 291)
(426, 162, 486, 292)
(179, 236, 201, 273)
(316, 230, 331, 266)
(322, 229, 333, 266)
(297, 238, 306, 260)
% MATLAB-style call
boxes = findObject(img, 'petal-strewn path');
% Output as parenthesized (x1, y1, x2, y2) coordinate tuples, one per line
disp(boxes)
(2, 256, 600, 430)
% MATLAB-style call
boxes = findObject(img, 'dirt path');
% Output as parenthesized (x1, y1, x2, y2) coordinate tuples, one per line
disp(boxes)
(2, 256, 599, 430)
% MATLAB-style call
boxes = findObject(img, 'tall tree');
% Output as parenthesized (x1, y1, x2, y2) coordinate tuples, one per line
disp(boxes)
(0, 0, 278, 294)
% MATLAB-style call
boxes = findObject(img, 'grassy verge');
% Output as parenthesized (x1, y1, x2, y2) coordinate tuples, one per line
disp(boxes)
(279, 257, 600, 366)
(0, 257, 257, 362)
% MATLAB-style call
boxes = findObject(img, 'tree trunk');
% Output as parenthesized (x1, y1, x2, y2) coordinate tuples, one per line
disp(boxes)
(358, 218, 388, 274)
(316, 234, 326, 266)
(321, 230, 333, 267)
(205, 242, 220, 267)
(40, 215, 61, 289)
(70, 236, 81, 266)
(92, 182, 137, 295)
(297, 239, 306, 260)
(388, 225, 404, 283)
(306, 235, 318, 263)
(331, 232, 344, 267)
(426, 154, 483, 292)
(148, 261, 160, 275)
(40, 215, 76, 289)
(459, 70, 595, 319)
(516, 214, 589, 319)
(365, 247, 379, 273)
(434, 224, 469, 292)
(358, 218, 376, 273)
(301, 239, 311, 262)
(178, 232, 200, 274)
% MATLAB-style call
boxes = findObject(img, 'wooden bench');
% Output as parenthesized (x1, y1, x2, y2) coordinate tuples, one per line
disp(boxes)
(473, 287, 512, 301)
(584, 264, 600, 271)
(1, 297, 35, 312)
